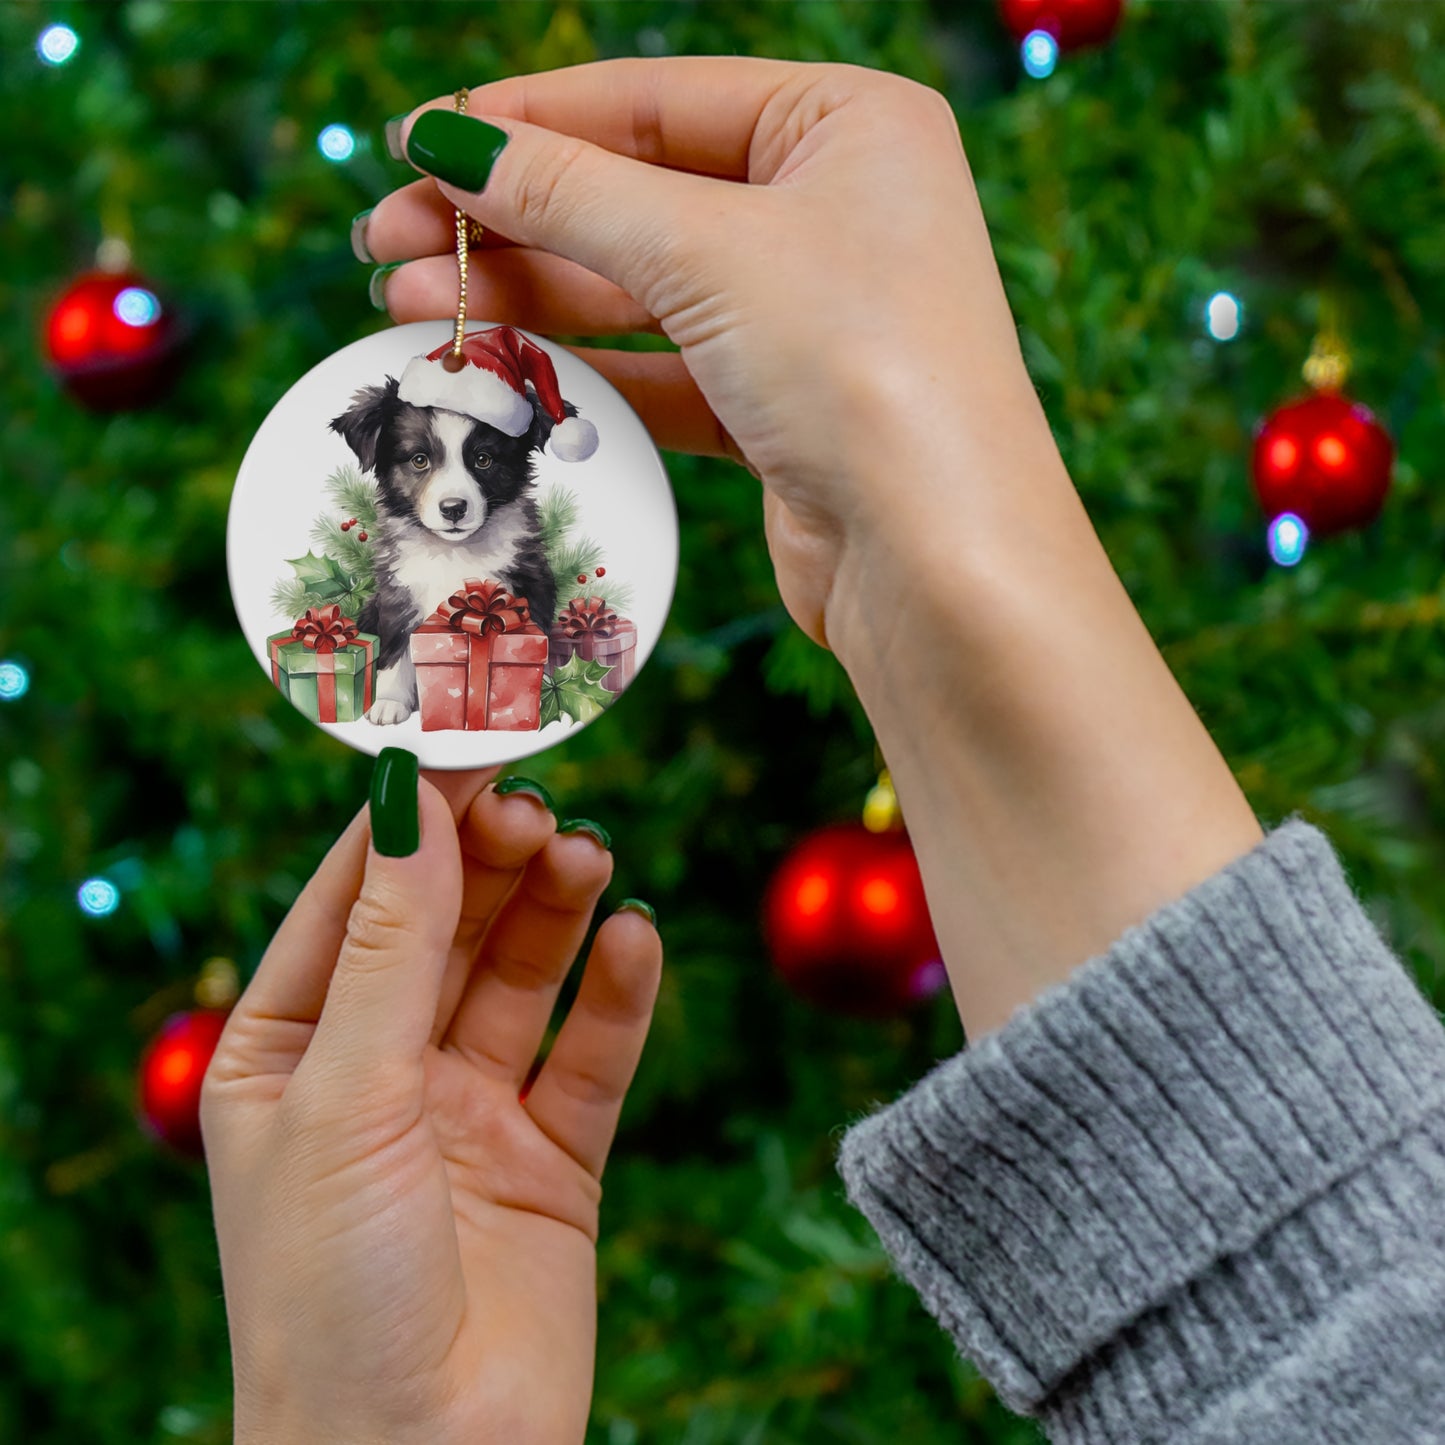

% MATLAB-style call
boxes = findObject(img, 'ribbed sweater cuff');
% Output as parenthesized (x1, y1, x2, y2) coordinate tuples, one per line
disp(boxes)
(834, 817, 1445, 1430)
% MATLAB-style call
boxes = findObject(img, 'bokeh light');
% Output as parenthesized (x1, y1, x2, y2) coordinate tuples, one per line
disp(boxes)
(1268, 512, 1309, 567)
(37, 24, 79, 66)
(1021, 30, 1059, 79)
(114, 287, 162, 328)
(1205, 291, 1242, 341)
(318, 124, 356, 162)
(0, 660, 29, 701)
(794, 872, 831, 918)
(77, 878, 121, 917)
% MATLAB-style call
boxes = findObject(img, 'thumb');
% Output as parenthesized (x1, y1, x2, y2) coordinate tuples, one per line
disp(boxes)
(303, 749, 462, 1089)
(399, 106, 743, 316)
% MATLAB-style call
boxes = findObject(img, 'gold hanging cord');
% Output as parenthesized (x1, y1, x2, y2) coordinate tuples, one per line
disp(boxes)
(443, 88, 481, 372)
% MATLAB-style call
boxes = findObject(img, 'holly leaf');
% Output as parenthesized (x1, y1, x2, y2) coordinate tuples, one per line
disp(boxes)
(541, 654, 615, 725)
(286, 551, 341, 586)
(286, 551, 354, 604)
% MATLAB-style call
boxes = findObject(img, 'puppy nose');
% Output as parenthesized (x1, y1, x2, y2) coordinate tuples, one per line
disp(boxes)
(438, 498, 468, 523)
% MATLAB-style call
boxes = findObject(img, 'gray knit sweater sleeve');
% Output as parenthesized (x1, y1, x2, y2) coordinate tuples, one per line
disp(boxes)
(834, 817, 1445, 1443)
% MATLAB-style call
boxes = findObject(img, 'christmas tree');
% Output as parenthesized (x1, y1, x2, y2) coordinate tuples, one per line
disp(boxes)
(2, 3, 1443, 1442)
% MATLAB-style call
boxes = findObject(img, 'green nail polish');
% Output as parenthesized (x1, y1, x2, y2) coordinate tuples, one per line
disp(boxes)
(558, 818, 611, 851)
(370, 747, 419, 857)
(368, 261, 403, 311)
(617, 898, 656, 927)
(494, 775, 556, 813)
(405, 110, 510, 192)
(350, 208, 375, 264)
(384, 113, 409, 162)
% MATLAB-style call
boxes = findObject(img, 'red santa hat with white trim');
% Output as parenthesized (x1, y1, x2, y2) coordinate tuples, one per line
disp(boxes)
(397, 325, 599, 463)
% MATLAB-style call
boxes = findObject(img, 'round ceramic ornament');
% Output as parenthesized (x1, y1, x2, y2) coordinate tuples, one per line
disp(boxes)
(228, 319, 677, 769)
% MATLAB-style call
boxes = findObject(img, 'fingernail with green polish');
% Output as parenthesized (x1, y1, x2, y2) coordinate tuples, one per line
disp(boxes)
(370, 747, 420, 857)
(405, 110, 510, 192)
(558, 818, 611, 851)
(350, 208, 375, 264)
(369, 261, 404, 311)
(384, 113, 409, 162)
(494, 775, 556, 813)
(617, 898, 656, 927)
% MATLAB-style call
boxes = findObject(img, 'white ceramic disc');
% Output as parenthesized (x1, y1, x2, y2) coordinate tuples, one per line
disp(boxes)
(228, 320, 677, 768)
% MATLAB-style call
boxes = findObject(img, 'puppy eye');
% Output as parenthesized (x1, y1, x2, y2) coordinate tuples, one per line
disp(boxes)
(410, 452, 429, 470)
(473, 452, 493, 469)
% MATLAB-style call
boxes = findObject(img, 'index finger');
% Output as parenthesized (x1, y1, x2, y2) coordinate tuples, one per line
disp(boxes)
(406, 54, 810, 182)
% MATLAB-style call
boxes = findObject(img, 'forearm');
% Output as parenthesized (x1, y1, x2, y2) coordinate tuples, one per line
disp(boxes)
(826, 380, 1263, 1041)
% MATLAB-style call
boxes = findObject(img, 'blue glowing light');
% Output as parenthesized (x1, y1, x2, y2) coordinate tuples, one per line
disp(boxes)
(318, 124, 356, 162)
(114, 287, 161, 328)
(1206, 291, 1242, 342)
(0, 661, 29, 701)
(38, 24, 79, 66)
(1022, 30, 1059, 79)
(78, 878, 121, 917)
(1268, 512, 1309, 567)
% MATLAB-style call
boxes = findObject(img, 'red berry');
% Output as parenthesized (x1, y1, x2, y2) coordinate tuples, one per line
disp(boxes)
(595, 566, 606, 578)
(577, 574, 587, 584)
(340, 521, 351, 531)
(358, 531, 368, 542)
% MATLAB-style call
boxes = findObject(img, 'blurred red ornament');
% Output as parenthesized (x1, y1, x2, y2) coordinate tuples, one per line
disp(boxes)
(998, 0, 1124, 49)
(763, 822, 945, 1017)
(137, 1009, 230, 1157)
(44, 269, 182, 410)
(1251, 392, 1393, 537)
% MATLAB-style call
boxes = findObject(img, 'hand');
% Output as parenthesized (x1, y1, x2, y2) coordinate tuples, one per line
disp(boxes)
(362, 56, 1057, 651)
(362, 61, 1262, 1043)
(201, 766, 662, 1445)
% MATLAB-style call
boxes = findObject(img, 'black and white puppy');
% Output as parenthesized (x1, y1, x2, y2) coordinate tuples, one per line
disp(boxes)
(330, 377, 561, 726)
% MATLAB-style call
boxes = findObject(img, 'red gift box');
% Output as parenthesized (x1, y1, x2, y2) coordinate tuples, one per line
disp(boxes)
(409, 579, 549, 731)
(548, 596, 637, 694)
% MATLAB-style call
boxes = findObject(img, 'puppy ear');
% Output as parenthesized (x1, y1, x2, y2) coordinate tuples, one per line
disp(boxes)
(523, 391, 576, 454)
(330, 376, 399, 473)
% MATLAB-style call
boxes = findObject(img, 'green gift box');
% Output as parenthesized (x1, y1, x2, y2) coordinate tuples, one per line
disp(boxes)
(267, 606, 377, 725)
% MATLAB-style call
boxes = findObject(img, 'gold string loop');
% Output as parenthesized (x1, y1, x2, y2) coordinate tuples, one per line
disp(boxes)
(443, 87, 480, 373)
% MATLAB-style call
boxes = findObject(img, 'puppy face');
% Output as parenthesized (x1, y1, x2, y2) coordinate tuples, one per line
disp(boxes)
(331, 377, 550, 542)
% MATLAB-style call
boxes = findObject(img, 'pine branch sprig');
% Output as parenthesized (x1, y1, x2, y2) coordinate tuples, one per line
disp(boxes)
(324, 464, 379, 527)
(538, 483, 580, 552)
(269, 577, 311, 621)
(550, 534, 605, 584)
(556, 576, 635, 614)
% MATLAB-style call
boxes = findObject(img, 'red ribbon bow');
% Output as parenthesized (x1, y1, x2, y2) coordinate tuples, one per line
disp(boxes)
(560, 596, 617, 639)
(290, 604, 359, 654)
(442, 578, 530, 637)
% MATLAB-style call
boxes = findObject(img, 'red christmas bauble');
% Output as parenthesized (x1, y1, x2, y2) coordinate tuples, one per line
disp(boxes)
(44, 270, 182, 410)
(998, 0, 1124, 49)
(763, 822, 945, 1017)
(137, 1009, 230, 1157)
(1251, 392, 1394, 538)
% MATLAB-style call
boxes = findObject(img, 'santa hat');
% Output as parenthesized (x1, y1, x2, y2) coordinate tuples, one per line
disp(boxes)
(397, 325, 599, 463)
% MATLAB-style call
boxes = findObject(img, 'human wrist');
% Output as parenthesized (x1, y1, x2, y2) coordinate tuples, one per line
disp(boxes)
(822, 415, 1262, 1039)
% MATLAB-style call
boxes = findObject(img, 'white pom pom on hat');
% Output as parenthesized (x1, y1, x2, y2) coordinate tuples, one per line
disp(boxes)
(548, 414, 600, 462)
(397, 325, 599, 463)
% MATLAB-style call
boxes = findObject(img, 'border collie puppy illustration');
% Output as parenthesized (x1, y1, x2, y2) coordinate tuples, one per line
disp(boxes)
(329, 326, 598, 726)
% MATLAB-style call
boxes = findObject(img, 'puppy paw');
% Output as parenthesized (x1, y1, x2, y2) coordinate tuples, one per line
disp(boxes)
(367, 699, 414, 726)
